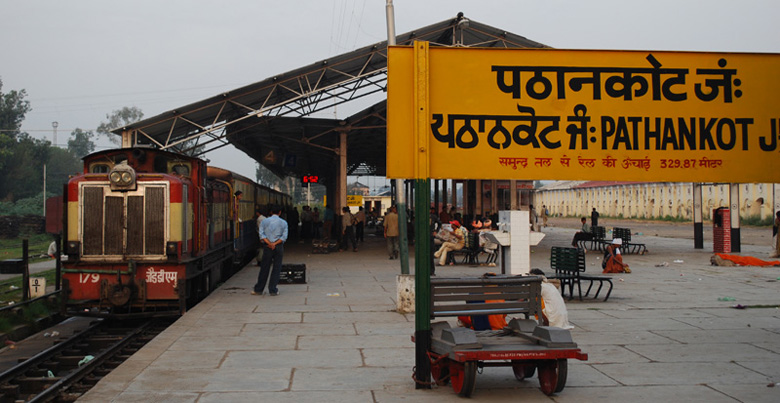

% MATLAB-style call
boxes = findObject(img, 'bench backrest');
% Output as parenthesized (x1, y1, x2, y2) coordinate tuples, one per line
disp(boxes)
(612, 227, 632, 243)
(591, 225, 606, 240)
(550, 246, 585, 275)
(430, 276, 543, 321)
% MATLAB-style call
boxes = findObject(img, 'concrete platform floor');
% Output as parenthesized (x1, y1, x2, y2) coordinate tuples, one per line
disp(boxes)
(80, 219, 780, 402)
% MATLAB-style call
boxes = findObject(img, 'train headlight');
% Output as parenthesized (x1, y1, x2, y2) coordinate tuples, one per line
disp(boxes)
(108, 162, 136, 191)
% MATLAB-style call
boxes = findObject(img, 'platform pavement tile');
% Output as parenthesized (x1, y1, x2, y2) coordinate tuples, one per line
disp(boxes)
(576, 345, 651, 364)
(347, 304, 399, 312)
(568, 330, 678, 346)
(673, 316, 780, 330)
(303, 311, 410, 324)
(734, 360, 780, 378)
(570, 317, 700, 332)
(362, 347, 415, 367)
(125, 367, 291, 392)
(193, 311, 303, 326)
(241, 322, 357, 336)
(708, 383, 780, 403)
(253, 303, 351, 313)
(147, 350, 226, 369)
(592, 362, 767, 385)
(552, 385, 741, 403)
(476, 363, 618, 389)
(167, 335, 297, 351)
(593, 308, 713, 319)
(354, 321, 415, 336)
(373, 384, 551, 403)
(652, 328, 779, 344)
(625, 343, 780, 363)
(751, 341, 780, 354)
(98, 391, 200, 403)
(298, 334, 410, 350)
(304, 296, 395, 306)
(221, 348, 362, 369)
(291, 366, 410, 391)
(694, 307, 780, 318)
(198, 391, 373, 403)
(559, 308, 622, 320)
(182, 323, 242, 337)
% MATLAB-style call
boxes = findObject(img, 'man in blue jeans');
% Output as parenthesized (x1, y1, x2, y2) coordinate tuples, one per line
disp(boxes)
(252, 204, 288, 296)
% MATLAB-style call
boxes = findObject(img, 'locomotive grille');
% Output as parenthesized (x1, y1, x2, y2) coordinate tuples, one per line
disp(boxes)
(81, 184, 167, 256)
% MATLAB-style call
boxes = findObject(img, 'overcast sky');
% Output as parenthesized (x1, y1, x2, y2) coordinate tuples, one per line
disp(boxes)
(2, 0, 778, 180)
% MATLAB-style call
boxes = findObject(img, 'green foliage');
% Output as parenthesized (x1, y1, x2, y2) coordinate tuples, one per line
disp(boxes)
(46, 147, 82, 195)
(0, 133, 50, 201)
(67, 128, 96, 158)
(0, 192, 57, 216)
(96, 106, 144, 145)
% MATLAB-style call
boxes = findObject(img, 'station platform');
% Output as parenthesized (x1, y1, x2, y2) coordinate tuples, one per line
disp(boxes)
(80, 219, 780, 402)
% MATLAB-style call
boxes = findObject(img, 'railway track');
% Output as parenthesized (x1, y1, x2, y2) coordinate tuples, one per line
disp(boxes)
(0, 317, 172, 402)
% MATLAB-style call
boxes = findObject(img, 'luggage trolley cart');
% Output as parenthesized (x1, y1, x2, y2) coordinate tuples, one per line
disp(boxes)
(419, 276, 588, 397)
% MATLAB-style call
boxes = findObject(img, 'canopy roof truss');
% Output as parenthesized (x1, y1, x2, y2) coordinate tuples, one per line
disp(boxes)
(116, 14, 548, 170)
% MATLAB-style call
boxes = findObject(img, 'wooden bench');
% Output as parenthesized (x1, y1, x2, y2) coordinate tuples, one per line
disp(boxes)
(548, 246, 613, 301)
(612, 227, 647, 255)
(424, 275, 587, 397)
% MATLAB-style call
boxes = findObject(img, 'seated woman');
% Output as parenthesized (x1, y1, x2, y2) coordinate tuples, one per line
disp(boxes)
(603, 238, 631, 273)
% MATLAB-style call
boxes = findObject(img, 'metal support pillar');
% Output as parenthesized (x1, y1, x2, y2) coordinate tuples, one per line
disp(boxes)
(693, 183, 703, 249)
(338, 131, 348, 213)
(730, 183, 741, 252)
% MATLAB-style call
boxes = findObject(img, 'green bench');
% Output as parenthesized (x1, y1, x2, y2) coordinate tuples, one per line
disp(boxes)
(548, 246, 613, 301)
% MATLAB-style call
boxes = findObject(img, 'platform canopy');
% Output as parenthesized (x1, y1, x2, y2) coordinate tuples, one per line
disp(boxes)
(113, 14, 547, 178)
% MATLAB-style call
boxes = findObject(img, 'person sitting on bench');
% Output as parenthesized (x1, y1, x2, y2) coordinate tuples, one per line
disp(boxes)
(433, 220, 466, 266)
(571, 217, 593, 248)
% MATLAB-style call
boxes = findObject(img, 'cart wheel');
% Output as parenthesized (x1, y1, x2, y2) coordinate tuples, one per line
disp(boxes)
(511, 360, 536, 381)
(430, 356, 450, 386)
(538, 359, 568, 395)
(450, 361, 477, 397)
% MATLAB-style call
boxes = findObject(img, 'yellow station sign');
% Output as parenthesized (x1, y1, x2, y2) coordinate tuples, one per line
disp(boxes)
(387, 45, 780, 183)
(346, 195, 363, 207)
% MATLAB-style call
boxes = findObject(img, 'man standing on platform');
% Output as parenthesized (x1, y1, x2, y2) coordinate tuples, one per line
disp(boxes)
(340, 206, 358, 252)
(355, 206, 366, 243)
(252, 204, 288, 296)
(384, 205, 399, 259)
(591, 207, 600, 227)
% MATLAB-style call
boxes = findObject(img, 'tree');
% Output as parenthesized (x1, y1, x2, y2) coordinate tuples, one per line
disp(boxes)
(0, 133, 50, 202)
(255, 163, 282, 188)
(46, 147, 82, 195)
(96, 106, 144, 145)
(67, 128, 96, 158)
(0, 78, 32, 173)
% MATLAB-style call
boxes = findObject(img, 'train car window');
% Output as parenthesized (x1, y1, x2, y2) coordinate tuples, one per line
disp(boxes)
(153, 156, 169, 173)
(168, 162, 191, 177)
(90, 163, 111, 173)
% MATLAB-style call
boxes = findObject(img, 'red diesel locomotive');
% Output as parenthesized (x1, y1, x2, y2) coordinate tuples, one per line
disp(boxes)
(61, 148, 290, 317)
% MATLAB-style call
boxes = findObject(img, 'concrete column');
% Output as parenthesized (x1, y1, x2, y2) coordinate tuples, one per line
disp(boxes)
(451, 180, 458, 211)
(442, 180, 448, 211)
(475, 180, 482, 215)
(433, 180, 439, 211)
(730, 183, 741, 252)
(491, 180, 498, 213)
(510, 180, 518, 210)
(693, 183, 703, 249)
